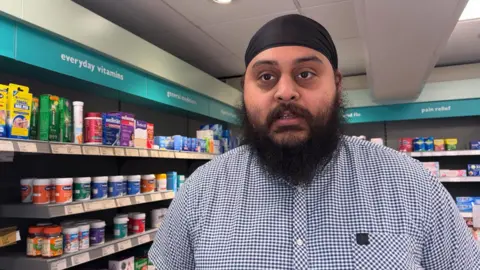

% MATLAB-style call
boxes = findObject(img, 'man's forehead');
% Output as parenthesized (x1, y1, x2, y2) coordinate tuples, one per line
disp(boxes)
(248, 46, 329, 69)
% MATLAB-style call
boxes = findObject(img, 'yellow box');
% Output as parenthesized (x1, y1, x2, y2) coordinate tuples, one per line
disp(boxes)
(0, 84, 8, 137)
(7, 83, 32, 139)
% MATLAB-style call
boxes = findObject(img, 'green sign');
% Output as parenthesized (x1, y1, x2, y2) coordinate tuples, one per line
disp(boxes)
(209, 100, 241, 124)
(345, 98, 480, 123)
(0, 17, 15, 58)
(146, 78, 210, 116)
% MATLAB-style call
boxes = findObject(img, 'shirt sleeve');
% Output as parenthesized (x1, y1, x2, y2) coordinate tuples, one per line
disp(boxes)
(421, 177, 480, 269)
(148, 182, 195, 270)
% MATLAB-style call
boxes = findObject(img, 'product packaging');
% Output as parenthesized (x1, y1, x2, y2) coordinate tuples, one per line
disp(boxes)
(135, 257, 149, 270)
(155, 174, 167, 192)
(114, 216, 128, 239)
(445, 138, 458, 151)
(413, 137, 425, 152)
(127, 175, 141, 195)
(26, 226, 42, 256)
(151, 208, 168, 228)
(141, 174, 155, 193)
(167, 171, 177, 192)
(21, 178, 34, 203)
(39, 94, 60, 141)
(58, 97, 72, 142)
(213, 139, 221, 154)
(32, 178, 51, 204)
(440, 170, 467, 177)
(62, 226, 79, 254)
(468, 164, 480, 177)
(422, 162, 440, 177)
(197, 129, 214, 141)
(108, 176, 124, 197)
(102, 112, 121, 146)
(470, 140, 480, 150)
(178, 175, 185, 189)
(6, 84, 33, 139)
(91, 176, 108, 199)
(72, 101, 83, 144)
(29, 97, 39, 140)
(173, 135, 182, 151)
(434, 139, 445, 151)
(147, 123, 154, 149)
(134, 120, 147, 148)
(0, 84, 8, 137)
(85, 112, 102, 144)
(89, 220, 106, 246)
(398, 138, 413, 152)
(77, 222, 90, 250)
(128, 213, 146, 234)
(54, 178, 73, 204)
(119, 112, 135, 147)
(109, 257, 134, 270)
(456, 197, 480, 212)
(424, 137, 434, 151)
(73, 177, 91, 201)
(42, 225, 63, 258)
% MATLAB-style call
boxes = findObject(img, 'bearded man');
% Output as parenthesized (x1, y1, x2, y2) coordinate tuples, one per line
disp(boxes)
(149, 14, 480, 269)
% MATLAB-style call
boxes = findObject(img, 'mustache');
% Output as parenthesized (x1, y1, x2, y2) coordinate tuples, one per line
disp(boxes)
(266, 103, 314, 128)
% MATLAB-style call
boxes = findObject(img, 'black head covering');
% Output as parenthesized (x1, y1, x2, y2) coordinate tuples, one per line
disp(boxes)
(245, 14, 338, 70)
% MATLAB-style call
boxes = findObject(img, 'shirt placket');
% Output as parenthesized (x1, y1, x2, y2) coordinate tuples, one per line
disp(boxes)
(293, 185, 308, 270)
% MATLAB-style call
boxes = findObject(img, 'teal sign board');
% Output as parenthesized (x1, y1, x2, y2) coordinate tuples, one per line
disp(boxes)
(15, 24, 147, 98)
(0, 17, 15, 58)
(345, 98, 480, 123)
(209, 100, 241, 125)
(146, 78, 210, 116)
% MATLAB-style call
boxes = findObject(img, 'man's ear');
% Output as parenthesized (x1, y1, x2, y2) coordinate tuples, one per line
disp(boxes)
(334, 70, 343, 92)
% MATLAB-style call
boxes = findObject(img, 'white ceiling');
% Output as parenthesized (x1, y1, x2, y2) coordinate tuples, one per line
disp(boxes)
(73, 0, 366, 78)
(74, 0, 479, 100)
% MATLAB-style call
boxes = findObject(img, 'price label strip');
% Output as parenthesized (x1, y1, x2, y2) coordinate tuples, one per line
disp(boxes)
(139, 149, 149, 157)
(71, 252, 90, 266)
(116, 197, 132, 207)
(137, 234, 151, 245)
(64, 204, 84, 215)
(17, 142, 38, 153)
(117, 240, 132, 251)
(103, 199, 117, 209)
(83, 146, 100, 155)
(150, 150, 159, 158)
(134, 195, 146, 204)
(50, 259, 67, 270)
(0, 140, 14, 152)
(149, 193, 163, 201)
(83, 201, 104, 212)
(114, 148, 125, 156)
(102, 245, 116, 257)
(100, 147, 115, 156)
(126, 148, 139, 157)
(51, 144, 82, 155)
(159, 151, 175, 158)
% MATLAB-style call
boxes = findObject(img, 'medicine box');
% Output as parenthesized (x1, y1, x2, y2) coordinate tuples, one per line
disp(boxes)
(0, 84, 8, 137)
(147, 123, 154, 149)
(134, 120, 147, 148)
(197, 130, 214, 140)
(102, 112, 121, 146)
(456, 197, 480, 213)
(109, 256, 134, 270)
(471, 141, 480, 150)
(7, 84, 33, 140)
(468, 164, 480, 177)
(422, 162, 440, 177)
(38, 94, 59, 141)
(119, 112, 135, 147)
(440, 169, 467, 177)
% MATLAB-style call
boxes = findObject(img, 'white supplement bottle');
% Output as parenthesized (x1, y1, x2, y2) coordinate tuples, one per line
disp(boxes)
(73, 101, 84, 144)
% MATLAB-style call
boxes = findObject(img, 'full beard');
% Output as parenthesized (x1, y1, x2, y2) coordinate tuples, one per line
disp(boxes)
(241, 91, 344, 186)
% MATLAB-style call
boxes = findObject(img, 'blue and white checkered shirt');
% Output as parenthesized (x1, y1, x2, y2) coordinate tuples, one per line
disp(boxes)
(149, 136, 480, 269)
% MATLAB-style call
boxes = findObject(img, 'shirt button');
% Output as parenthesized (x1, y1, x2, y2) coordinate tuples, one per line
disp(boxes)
(295, 239, 304, 246)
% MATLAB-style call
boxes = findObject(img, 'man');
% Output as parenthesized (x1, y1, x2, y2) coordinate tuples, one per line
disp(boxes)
(149, 14, 480, 269)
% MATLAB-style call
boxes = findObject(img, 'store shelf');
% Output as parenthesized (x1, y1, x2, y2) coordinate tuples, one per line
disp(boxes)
(0, 228, 158, 270)
(461, 212, 472, 218)
(0, 191, 174, 219)
(440, 177, 480, 182)
(0, 138, 216, 160)
(408, 150, 480, 157)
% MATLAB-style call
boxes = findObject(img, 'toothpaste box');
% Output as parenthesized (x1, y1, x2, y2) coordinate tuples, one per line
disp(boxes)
(440, 169, 467, 177)
(102, 112, 121, 146)
(422, 162, 440, 177)
(147, 123, 154, 149)
(468, 164, 480, 176)
(134, 120, 147, 148)
(197, 130, 214, 140)
(0, 84, 8, 137)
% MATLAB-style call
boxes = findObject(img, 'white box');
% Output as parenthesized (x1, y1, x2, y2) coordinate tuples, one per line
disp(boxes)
(109, 256, 134, 270)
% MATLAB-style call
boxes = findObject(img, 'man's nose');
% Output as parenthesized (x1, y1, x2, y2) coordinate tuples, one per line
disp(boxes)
(274, 76, 300, 103)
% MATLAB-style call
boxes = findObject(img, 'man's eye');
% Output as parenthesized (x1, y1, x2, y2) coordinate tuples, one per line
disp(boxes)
(297, 71, 314, 79)
(260, 74, 275, 81)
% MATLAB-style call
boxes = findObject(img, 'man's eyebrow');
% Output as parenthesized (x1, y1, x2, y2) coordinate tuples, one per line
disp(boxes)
(294, 56, 323, 64)
(251, 60, 278, 69)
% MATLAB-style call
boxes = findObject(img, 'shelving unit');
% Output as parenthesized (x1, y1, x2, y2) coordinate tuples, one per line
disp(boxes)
(440, 177, 480, 183)
(0, 191, 174, 219)
(407, 150, 480, 157)
(0, 138, 216, 160)
(0, 228, 158, 270)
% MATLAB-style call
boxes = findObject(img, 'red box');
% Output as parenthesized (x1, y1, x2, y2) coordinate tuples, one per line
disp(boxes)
(147, 123, 154, 149)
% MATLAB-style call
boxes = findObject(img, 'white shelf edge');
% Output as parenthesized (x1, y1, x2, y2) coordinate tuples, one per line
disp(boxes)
(440, 177, 480, 183)
(407, 150, 480, 157)
(0, 191, 174, 219)
(0, 228, 159, 270)
(461, 212, 473, 218)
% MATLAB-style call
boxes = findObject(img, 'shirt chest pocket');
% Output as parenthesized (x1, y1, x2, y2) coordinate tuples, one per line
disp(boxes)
(351, 233, 418, 270)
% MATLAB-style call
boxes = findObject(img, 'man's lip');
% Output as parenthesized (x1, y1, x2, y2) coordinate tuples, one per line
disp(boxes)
(272, 117, 304, 127)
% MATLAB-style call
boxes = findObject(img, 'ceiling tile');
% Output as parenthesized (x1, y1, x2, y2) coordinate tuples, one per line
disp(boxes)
(297, 0, 350, 8)
(202, 11, 299, 58)
(191, 55, 245, 78)
(437, 20, 480, 66)
(149, 24, 233, 61)
(335, 38, 367, 75)
(301, 1, 359, 39)
(74, 0, 192, 35)
(162, 0, 297, 26)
